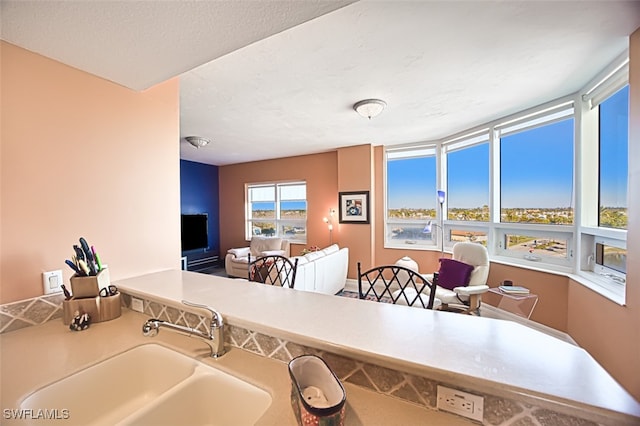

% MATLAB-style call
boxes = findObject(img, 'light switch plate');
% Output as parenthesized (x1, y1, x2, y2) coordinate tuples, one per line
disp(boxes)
(42, 270, 64, 295)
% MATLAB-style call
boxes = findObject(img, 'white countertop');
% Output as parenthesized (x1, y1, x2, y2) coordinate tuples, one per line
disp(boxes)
(116, 269, 640, 422)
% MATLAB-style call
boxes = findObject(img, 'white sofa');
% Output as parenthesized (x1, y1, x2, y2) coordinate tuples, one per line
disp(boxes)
(290, 244, 348, 295)
(225, 236, 291, 278)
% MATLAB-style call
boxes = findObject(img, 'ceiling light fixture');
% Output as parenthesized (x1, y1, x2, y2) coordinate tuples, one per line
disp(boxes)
(353, 99, 387, 119)
(185, 136, 211, 149)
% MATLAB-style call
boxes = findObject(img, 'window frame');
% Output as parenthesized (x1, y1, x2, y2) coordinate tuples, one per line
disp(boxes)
(574, 53, 629, 302)
(384, 144, 439, 250)
(443, 132, 491, 224)
(245, 181, 307, 243)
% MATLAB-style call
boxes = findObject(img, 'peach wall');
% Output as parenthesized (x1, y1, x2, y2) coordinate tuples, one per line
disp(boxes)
(337, 145, 374, 276)
(1, 42, 181, 304)
(565, 27, 640, 400)
(218, 152, 338, 256)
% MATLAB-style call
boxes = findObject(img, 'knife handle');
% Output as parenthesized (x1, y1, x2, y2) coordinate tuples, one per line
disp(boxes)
(78, 259, 90, 275)
(73, 245, 85, 262)
(65, 259, 80, 274)
(79, 237, 94, 263)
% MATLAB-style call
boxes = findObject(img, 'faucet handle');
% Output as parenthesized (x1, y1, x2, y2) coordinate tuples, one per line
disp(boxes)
(182, 300, 223, 327)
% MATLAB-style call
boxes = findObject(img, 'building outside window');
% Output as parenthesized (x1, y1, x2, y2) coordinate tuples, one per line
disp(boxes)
(246, 182, 307, 242)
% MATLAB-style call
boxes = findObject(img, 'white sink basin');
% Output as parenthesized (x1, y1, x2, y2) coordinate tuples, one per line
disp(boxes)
(120, 370, 272, 425)
(20, 344, 272, 425)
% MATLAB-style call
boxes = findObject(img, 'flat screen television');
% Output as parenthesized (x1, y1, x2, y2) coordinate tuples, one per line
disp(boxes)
(181, 214, 209, 251)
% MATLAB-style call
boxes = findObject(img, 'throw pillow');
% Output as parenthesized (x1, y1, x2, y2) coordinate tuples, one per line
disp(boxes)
(437, 258, 474, 291)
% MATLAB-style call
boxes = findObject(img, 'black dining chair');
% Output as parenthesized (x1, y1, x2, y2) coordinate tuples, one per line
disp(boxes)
(357, 262, 441, 309)
(248, 254, 299, 288)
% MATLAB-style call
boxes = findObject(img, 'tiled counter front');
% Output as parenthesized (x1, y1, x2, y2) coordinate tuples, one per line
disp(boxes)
(0, 293, 65, 333)
(120, 292, 608, 426)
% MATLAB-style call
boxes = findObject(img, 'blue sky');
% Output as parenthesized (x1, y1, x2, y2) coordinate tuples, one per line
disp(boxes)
(252, 201, 307, 211)
(448, 144, 489, 209)
(500, 118, 574, 208)
(387, 157, 436, 209)
(599, 85, 629, 208)
(388, 88, 628, 211)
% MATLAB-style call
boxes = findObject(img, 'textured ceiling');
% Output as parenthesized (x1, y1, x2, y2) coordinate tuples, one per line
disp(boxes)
(2, 1, 639, 166)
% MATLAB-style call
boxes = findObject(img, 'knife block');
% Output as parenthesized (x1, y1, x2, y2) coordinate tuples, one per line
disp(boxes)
(62, 293, 121, 325)
(69, 270, 109, 299)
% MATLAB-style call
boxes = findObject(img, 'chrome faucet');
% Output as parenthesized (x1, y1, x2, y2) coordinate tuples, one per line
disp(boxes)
(142, 300, 225, 358)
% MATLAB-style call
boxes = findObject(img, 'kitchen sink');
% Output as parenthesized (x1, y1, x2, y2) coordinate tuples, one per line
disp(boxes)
(120, 370, 272, 425)
(20, 344, 272, 425)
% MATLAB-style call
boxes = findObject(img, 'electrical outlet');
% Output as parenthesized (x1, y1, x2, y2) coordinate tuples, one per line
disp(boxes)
(437, 385, 483, 422)
(42, 270, 64, 295)
(131, 297, 144, 313)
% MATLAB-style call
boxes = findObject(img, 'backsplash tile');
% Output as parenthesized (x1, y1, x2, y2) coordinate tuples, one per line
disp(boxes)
(0, 292, 611, 426)
(0, 294, 64, 334)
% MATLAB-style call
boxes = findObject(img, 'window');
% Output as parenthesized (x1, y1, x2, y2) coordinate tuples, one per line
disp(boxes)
(599, 85, 629, 230)
(246, 182, 306, 241)
(499, 114, 574, 225)
(381, 53, 628, 302)
(445, 136, 490, 222)
(386, 146, 437, 247)
(577, 57, 628, 302)
(450, 228, 488, 246)
(504, 233, 568, 259)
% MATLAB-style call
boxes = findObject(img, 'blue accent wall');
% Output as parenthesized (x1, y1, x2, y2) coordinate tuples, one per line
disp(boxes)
(180, 160, 219, 265)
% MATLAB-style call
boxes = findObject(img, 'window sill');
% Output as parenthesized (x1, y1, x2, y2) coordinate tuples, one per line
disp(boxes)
(384, 243, 447, 253)
(568, 272, 626, 306)
(491, 256, 625, 305)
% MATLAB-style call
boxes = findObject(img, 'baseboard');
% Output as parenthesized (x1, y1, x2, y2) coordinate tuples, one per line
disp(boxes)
(344, 278, 359, 293)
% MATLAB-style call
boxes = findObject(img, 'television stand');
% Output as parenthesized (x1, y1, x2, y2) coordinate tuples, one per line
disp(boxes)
(185, 255, 220, 273)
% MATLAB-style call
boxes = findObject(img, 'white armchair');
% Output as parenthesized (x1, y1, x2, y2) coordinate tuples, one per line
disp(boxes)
(443, 242, 490, 312)
(396, 242, 490, 314)
(225, 236, 291, 278)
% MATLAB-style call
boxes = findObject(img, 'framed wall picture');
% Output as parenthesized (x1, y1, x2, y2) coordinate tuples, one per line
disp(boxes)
(338, 191, 370, 224)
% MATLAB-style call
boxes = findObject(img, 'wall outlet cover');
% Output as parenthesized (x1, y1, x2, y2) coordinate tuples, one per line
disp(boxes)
(437, 385, 483, 422)
(131, 297, 144, 313)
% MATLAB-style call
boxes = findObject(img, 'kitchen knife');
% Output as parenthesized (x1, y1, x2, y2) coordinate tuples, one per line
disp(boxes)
(78, 259, 90, 276)
(65, 259, 80, 274)
(79, 238, 97, 275)
(79, 237, 94, 262)
(73, 245, 85, 262)
(60, 284, 72, 300)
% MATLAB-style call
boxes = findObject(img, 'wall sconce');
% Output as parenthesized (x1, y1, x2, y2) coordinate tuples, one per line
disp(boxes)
(323, 209, 336, 245)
